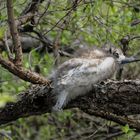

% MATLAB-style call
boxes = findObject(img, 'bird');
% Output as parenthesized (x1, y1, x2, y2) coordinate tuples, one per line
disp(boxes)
(50, 44, 140, 111)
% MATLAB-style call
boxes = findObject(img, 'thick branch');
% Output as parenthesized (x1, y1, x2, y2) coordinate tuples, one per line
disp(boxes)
(1, 80, 140, 131)
(7, 0, 23, 66)
(0, 55, 50, 85)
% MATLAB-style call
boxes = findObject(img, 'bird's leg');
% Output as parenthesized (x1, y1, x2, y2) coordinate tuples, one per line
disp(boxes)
(115, 65, 123, 80)
(52, 91, 68, 112)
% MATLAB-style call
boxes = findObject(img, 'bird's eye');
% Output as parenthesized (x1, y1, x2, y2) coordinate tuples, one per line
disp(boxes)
(113, 52, 119, 58)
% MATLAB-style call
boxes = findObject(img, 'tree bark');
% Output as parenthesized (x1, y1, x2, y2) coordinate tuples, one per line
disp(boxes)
(0, 55, 50, 85)
(7, 0, 23, 66)
(1, 80, 140, 131)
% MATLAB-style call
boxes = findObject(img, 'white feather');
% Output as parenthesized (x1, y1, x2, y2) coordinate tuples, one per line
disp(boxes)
(52, 57, 116, 111)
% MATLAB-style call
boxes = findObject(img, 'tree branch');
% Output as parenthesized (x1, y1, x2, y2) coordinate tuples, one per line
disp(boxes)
(16, 13, 35, 27)
(0, 1, 50, 85)
(131, 19, 140, 26)
(17, 0, 45, 27)
(7, 0, 23, 66)
(1, 80, 140, 131)
(0, 55, 50, 85)
(0, 35, 73, 56)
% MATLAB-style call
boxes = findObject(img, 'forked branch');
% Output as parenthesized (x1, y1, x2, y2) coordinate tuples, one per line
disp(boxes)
(0, 0, 50, 85)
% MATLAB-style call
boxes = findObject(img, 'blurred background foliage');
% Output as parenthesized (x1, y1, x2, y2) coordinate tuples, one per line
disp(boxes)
(0, 0, 140, 139)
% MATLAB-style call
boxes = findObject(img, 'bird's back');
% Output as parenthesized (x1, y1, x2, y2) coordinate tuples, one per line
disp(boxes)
(52, 57, 116, 101)
(51, 47, 120, 111)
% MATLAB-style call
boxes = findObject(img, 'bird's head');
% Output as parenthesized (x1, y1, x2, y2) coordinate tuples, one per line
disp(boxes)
(108, 47, 126, 64)
(103, 43, 140, 64)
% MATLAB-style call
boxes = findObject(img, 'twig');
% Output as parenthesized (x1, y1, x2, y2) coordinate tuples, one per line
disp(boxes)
(4, 31, 14, 61)
(83, 110, 139, 132)
(0, 130, 12, 140)
(28, 45, 44, 70)
(16, 12, 34, 27)
(131, 35, 140, 40)
(131, 19, 140, 26)
(103, 131, 124, 140)
(43, 0, 82, 35)
(21, 0, 45, 15)
(36, 0, 51, 25)
(85, 123, 107, 139)
(53, 31, 61, 66)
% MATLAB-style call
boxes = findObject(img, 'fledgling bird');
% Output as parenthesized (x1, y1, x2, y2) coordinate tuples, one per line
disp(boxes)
(50, 45, 140, 111)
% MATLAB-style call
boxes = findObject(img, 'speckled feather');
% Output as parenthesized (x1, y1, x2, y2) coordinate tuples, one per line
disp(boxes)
(50, 47, 125, 111)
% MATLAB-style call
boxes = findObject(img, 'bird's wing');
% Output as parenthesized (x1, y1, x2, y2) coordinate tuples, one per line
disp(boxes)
(63, 57, 115, 82)
(51, 58, 102, 80)
(51, 58, 85, 79)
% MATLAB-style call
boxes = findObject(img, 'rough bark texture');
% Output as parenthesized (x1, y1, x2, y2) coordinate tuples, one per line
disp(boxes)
(7, 0, 23, 66)
(1, 80, 140, 131)
(0, 55, 50, 85)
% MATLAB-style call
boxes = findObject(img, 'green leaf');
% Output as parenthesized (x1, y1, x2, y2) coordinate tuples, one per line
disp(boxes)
(0, 94, 17, 108)
(122, 124, 130, 134)
(0, 26, 6, 39)
(121, 124, 136, 135)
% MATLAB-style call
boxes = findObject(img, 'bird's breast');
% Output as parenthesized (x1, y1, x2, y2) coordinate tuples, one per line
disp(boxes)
(97, 57, 116, 79)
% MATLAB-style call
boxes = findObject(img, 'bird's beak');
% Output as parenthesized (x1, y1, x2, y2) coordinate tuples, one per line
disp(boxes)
(121, 56, 140, 64)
